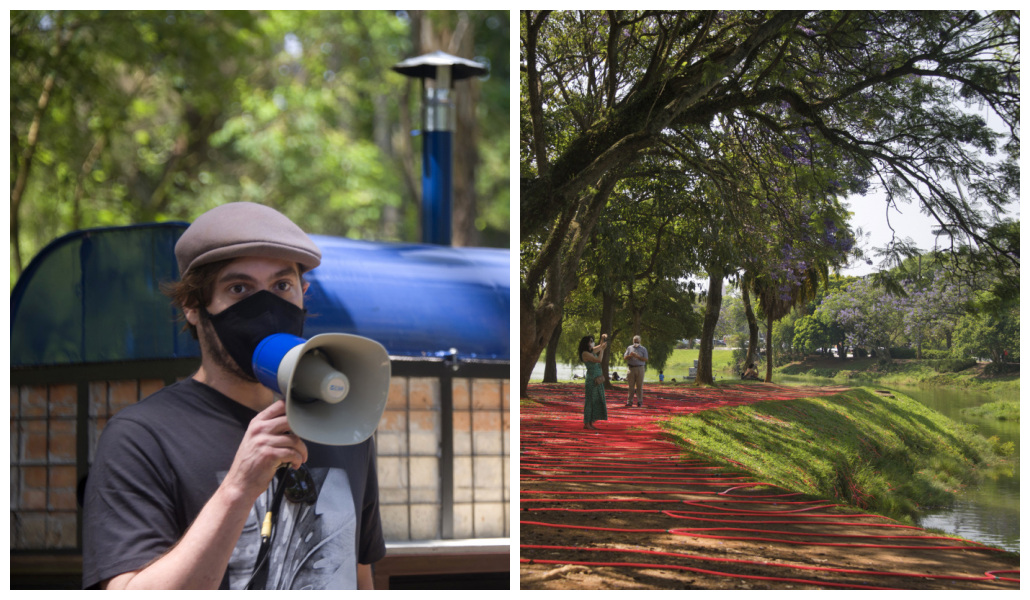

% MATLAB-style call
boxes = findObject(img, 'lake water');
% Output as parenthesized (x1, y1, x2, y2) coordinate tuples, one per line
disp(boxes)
(530, 364, 1020, 552)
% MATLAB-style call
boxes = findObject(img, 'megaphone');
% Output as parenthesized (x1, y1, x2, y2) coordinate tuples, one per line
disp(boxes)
(251, 333, 391, 446)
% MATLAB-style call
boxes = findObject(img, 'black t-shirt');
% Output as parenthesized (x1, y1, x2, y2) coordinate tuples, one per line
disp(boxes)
(81, 378, 386, 589)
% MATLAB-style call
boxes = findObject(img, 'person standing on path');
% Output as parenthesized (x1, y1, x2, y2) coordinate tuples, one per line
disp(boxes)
(624, 335, 648, 407)
(579, 333, 609, 430)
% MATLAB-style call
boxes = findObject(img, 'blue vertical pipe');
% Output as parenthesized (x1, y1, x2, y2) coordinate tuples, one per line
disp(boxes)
(392, 53, 486, 246)
(422, 130, 452, 245)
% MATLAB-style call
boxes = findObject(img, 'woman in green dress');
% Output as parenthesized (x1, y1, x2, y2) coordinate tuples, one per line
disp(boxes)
(578, 333, 609, 430)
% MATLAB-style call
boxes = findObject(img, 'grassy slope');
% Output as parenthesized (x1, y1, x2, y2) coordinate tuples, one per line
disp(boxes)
(661, 387, 1011, 523)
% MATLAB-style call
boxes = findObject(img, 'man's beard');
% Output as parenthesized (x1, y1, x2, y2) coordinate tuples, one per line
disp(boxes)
(197, 312, 259, 383)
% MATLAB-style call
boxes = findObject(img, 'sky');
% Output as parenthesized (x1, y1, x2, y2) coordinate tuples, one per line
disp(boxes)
(841, 107, 1018, 277)
(843, 191, 955, 277)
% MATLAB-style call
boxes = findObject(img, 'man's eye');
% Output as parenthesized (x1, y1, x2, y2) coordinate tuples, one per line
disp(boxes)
(276, 281, 293, 292)
(229, 284, 248, 294)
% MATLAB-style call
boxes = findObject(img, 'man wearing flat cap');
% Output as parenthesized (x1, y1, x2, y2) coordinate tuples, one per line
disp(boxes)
(81, 203, 385, 590)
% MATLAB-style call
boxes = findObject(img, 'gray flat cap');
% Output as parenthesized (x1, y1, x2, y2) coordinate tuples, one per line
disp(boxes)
(175, 202, 322, 277)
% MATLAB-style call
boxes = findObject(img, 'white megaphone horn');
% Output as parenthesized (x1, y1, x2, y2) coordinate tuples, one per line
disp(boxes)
(252, 333, 391, 446)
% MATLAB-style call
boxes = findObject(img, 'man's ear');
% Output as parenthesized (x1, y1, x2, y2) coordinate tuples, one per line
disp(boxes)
(184, 305, 200, 327)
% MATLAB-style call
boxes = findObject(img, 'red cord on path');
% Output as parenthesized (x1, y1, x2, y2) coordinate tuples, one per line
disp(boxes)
(522, 544, 1005, 585)
(520, 382, 1019, 589)
(521, 556, 896, 590)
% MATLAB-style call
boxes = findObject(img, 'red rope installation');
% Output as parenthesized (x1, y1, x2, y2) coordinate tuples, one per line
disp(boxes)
(520, 383, 1019, 590)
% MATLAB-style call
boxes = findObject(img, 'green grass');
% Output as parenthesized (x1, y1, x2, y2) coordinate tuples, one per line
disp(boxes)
(961, 400, 1020, 422)
(643, 348, 736, 382)
(661, 387, 1008, 523)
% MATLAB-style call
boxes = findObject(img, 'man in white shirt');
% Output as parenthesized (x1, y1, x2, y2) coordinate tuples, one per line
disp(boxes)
(623, 335, 648, 407)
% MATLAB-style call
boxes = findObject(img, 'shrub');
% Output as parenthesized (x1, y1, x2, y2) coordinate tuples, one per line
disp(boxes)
(920, 349, 950, 360)
(930, 358, 977, 373)
(983, 361, 1019, 376)
(890, 347, 917, 359)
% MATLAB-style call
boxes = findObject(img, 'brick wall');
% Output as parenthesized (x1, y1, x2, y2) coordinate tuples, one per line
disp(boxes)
(11, 383, 79, 549)
(10, 379, 164, 550)
(377, 376, 510, 541)
(454, 377, 510, 539)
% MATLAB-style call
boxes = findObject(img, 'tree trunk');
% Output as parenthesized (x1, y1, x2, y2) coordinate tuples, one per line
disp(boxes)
(520, 289, 562, 398)
(449, 13, 480, 247)
(519, 175, 620, 397)
(12, 21, 70, 276)
(764, 313, 774, 382)
(741, 280, 760, 367)
(600, 288, 617, 388)
(542, 319, 561, 383)
(695, 267, 723, 385)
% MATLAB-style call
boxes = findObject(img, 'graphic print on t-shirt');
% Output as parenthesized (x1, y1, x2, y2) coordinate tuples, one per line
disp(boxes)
(225, 467, 358, 589)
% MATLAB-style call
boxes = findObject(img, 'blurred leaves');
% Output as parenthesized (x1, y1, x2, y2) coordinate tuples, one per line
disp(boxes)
(11, 10, 509, 284)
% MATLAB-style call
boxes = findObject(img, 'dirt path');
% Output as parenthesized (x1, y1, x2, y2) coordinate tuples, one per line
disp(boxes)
(519, 383, 1020, 590)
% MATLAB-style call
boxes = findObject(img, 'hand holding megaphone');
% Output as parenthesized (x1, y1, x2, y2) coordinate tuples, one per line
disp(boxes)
(252, 333, 391, 446)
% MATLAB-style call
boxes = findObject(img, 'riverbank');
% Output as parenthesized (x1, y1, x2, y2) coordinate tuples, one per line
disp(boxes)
(774, 355, 1019, 394)
(661, 387, 1014, 524)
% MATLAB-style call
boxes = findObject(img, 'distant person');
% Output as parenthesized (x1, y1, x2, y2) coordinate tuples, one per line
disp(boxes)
(742, 363, 760, 381)
(579, 333, 609, 430)
(623, 335, 648, 407)
(658, 370, 664, 383)
(611, 371, 620, 381)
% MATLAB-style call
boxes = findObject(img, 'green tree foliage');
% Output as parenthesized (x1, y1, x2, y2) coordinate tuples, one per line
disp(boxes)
(540, 168, 705, 384)
(817, 277, 911, 359)
(717, 108, 860, 381)
(952, 297, 1019, 364)
(520, 10, 1018, 396)
(789, 275, 855, 358)
(11, 10, 509, 284)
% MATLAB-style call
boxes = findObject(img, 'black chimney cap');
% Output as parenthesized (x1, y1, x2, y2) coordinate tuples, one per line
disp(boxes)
(392, 50, 488, 81)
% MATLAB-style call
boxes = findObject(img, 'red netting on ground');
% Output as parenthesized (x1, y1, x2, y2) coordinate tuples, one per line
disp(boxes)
(520, 383, 1020, 590)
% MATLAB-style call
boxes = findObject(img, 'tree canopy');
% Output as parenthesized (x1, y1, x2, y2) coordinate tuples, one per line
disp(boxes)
(520, 10, 1018, 395)
(11, 10, 510, 284)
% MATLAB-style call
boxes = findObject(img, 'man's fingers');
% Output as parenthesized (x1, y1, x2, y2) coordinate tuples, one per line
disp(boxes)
(250, 402, 309, 467)
(257, 399, 287, 419)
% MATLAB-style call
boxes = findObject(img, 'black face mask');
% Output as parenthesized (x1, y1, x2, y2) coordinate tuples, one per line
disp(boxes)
(201, 290, 306, 379)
